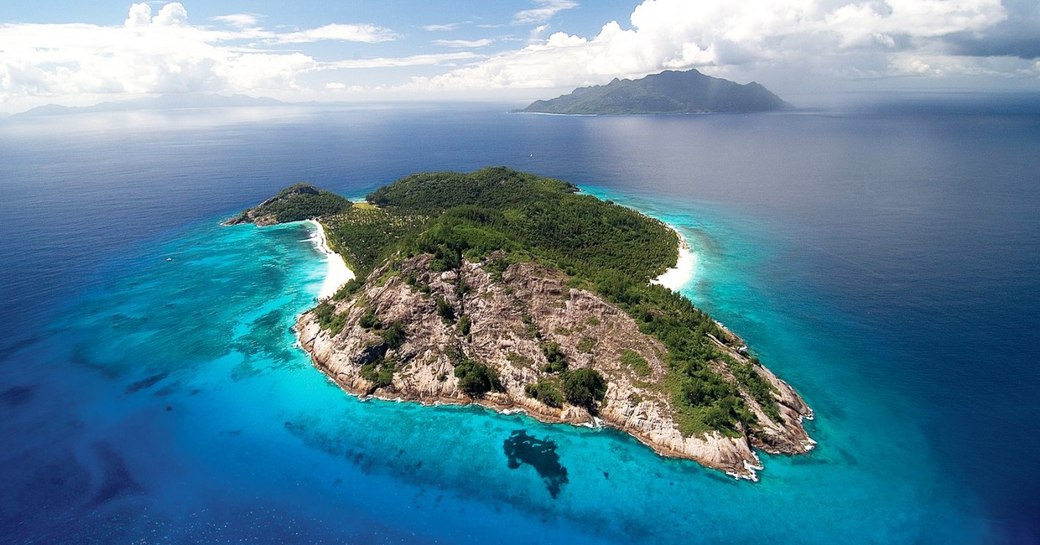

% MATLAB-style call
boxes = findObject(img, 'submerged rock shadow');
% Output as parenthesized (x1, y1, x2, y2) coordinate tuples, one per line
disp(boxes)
(87, 442, 145, 508)
(503, 430, 568, 499)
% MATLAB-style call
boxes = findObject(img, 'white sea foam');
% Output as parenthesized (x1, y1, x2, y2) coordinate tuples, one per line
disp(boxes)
(305, 219, 355, 299)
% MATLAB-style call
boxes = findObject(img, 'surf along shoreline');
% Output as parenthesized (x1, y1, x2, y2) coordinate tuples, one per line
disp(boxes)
(304, 219, 355, 300)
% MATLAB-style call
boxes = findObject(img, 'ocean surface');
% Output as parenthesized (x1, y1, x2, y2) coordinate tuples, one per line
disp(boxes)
(1, 101, 1038, 544)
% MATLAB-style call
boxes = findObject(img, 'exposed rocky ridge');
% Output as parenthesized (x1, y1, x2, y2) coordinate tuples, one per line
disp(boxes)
(295, 252, 814, 479)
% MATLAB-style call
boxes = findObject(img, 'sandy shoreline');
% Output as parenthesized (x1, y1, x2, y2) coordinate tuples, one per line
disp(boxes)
(303, 213, 689, 298)
(652, 225, 697, 292)
(304, 219, 355, 299)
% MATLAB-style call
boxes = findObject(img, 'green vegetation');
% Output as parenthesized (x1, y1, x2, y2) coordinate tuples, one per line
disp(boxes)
(377, 321, 407, 350)
(313, 300, 347, 333)
(260, 167, 777, 435)
(368, 169, 575, 214)
(541, 342, 569, 374)
(360, 358, 395, 389)
(526, 367, 610, 412)
(506, 351, 535, 369)
(359, 308, 381, 329)
(332, 278, 364, 301)
(454, 358, 502, 397)
(457, 315, 472, 336)
(436, 296, 456, 323)
(371, 168, 678, 281)
(372, 267, 398, 287)
(732, 358, 781, 422)
(484, 252, 513, 281)
(322, 207, 428, 277)
(562, 368, 607, 411)
(356, 308, 407, 353)
(670, 369, 753, 437)
(525, 378, 564, 408)
(404, 271, 431, 294)
(620, 349, 651, 377)
(521, 314, 540, 339)
(236, 183, 353, 223)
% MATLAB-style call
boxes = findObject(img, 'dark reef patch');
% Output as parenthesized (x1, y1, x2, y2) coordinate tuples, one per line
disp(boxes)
(231, 309, 296, 369)
(503, 430, 568, 498)
(1, 385, 36, 407)
(87, 443, 145, 507)
(0, 333, 45, 365)
(153, 381, 182, 396)
(125, 372, 168, 394)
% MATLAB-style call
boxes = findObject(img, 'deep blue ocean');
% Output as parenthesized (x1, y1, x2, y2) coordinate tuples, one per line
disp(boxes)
(1, 102, 1038, 544)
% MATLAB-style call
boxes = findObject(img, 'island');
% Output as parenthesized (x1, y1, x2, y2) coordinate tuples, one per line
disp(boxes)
(231, 167, 814, 479)
(521, 68, 791, 115)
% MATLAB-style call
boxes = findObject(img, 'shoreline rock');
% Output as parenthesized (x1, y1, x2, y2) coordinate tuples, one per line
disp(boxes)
(294, 254, 813, 480)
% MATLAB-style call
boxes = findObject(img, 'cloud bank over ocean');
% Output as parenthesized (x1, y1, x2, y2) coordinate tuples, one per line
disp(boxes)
(1, 0, 1037, 113)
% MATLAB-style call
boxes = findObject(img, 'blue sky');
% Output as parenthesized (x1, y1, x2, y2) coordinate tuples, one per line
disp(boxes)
(0, 0, 1038, 113)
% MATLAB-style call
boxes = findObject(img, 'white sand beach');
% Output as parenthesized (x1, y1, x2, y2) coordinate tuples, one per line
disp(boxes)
(305, 219, 355, 299)
(652, 226, 697, 292)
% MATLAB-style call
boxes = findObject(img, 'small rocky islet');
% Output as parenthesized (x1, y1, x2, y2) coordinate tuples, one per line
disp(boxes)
(229, 167, 814, 479)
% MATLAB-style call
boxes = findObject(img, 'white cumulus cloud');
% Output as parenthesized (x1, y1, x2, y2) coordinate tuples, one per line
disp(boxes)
(124, 2, 190, 28)
(0, 3, 403, 112)
(152, 3, 189, 27)
(124, 3, 152, 28)
(411, 0, 1028, 95)
(1, 0, 1034, 112)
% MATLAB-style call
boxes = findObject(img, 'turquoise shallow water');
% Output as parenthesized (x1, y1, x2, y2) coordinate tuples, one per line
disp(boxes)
(1, 104, 1037, 543)
(0, 209, 983, 544)
(576, 188, 993, 543)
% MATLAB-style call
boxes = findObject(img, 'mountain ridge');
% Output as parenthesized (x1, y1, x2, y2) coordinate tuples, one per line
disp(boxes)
(523, 69, 792, 114)
(15, 94, 284, 117)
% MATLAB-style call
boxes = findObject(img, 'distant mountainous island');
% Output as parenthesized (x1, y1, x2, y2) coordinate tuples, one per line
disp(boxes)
(16, 94, 284, 117)
(522, 69, 791, 115)
(229, 167, 814, 480)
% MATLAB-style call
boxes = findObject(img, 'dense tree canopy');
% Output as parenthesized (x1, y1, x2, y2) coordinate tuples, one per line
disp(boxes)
(234, 183, 353, 224)
(562, 368, 607, 411)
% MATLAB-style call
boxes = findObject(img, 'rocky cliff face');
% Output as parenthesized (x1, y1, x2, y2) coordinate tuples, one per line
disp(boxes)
(295, 253, 814, 479)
